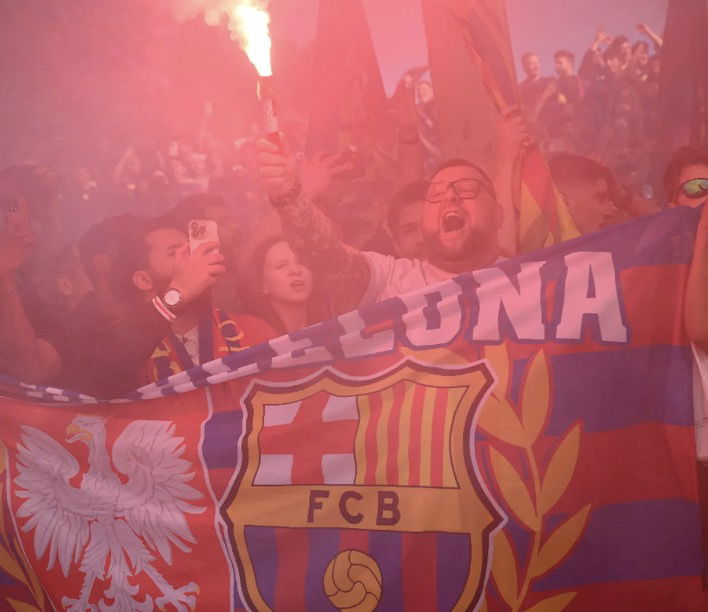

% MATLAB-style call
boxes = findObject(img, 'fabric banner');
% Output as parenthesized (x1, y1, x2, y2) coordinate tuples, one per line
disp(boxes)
(305, 0, 394, 159)
(0, 206, 704, 611)
(421, 0, 579, 252)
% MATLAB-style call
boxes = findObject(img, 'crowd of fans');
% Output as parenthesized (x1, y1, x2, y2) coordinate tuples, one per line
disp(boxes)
(0, 22, 707, 403)
(518, 23, 664, 197)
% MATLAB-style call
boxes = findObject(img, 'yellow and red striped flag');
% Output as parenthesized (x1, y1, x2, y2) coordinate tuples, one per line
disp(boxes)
(421, 0, 579, 252)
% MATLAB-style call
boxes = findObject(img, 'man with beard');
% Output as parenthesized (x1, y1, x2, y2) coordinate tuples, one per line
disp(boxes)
(256, 140, 507, 314)
(361, 160, 503, 305)
(112, 219, 275, 387)
(166, 193, 243, 312)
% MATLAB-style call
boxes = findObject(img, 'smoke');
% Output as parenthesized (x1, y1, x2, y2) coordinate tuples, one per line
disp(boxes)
(159, 0, 272, 75)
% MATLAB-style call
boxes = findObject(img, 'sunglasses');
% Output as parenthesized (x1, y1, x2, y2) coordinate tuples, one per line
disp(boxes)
(677, 178, 708, 200)
(426, 178, 493, 203)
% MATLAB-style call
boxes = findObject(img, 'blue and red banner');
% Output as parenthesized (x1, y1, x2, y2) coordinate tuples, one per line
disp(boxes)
(0, 206, 704, 610)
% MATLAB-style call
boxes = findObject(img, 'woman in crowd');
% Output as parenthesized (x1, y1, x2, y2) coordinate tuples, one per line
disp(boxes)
(246, 235, 331, 336)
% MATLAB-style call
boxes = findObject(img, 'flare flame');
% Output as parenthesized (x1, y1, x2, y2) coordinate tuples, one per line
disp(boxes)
(173, 0, 273, 77)
(228, 1, 272, 77)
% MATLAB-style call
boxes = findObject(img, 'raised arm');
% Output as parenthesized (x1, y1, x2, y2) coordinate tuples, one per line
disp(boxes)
(0, 202, 59, 384)
(256, 139, 372, 314)
(391, 73, 426, 187)
(494, 107, 531, 258)
(636, 23, 663, 52)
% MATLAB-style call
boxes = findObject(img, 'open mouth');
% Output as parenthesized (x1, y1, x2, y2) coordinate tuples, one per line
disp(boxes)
(442, 211, 466, 233)
(290, 280, 305, 290)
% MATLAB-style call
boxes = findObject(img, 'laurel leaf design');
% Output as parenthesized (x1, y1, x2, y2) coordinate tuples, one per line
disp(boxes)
(484, 343, 510, 400)
(0, 482, 5, 537)
(0, 542, 27, 583)
(478, 396, 527, 447)
(491, 529, 518, 607)
(6, 599, 40, 612)
(0, 443, 7, 474)
(532, 505, 591, 577)
(490, 447, 539, 530)
(0, 446, 7, 546)
(24, 558, 45, 608)
(521, 592, 577, 612)
(520, 351, 550, 445)
(539, 425, 581, 515)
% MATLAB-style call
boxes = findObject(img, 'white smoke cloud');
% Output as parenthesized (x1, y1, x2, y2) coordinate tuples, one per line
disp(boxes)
(159, 0, 272, 75)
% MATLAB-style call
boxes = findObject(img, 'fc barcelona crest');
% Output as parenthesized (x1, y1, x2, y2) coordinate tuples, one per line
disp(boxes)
(222, 358, 503, 611)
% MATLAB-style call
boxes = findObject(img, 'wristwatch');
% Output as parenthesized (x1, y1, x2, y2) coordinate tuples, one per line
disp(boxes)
(162, 287, 184, 312)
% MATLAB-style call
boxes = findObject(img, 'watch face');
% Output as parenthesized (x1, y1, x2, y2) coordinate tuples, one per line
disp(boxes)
(164, 289, 181, 308)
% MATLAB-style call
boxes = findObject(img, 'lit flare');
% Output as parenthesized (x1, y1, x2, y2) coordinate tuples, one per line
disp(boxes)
(228, 0, 273, 77)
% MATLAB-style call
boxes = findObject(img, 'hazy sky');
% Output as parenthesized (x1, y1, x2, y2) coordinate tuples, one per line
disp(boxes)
(273, 0, 668, 92)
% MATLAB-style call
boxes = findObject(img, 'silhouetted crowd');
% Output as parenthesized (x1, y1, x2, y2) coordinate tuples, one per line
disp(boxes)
(519, 24, 663, 197)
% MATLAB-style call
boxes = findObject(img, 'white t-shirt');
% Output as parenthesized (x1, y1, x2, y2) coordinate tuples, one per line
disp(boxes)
(361, 251, 455, 307)
(693, 344, 708, 462)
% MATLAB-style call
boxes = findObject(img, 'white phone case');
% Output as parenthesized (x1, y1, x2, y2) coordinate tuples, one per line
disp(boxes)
(188, 219, 219, 253)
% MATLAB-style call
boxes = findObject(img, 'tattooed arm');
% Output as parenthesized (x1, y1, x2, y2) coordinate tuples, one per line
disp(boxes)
(256, 139, 372, 314)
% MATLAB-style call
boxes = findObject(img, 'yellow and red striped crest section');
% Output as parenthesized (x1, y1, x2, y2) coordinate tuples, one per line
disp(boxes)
(354, 380, 462, 488)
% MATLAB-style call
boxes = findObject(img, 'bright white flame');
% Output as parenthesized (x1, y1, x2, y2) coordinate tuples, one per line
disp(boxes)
(228, 1, 273, 77)
(165, 0, 273, 77)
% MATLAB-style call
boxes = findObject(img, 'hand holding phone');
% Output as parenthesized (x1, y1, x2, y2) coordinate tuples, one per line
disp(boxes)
(0, 193, 35, 277)
(169, 240, 226, 305)
(188, 219, 219, 254)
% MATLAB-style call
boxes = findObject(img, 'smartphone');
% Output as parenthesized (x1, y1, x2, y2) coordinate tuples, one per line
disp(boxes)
(188, 219, 219, 253)
(323, 150, 366, 181)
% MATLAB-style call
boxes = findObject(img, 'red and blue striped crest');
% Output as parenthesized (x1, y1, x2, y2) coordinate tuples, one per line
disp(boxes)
(222, 359, 503, 611)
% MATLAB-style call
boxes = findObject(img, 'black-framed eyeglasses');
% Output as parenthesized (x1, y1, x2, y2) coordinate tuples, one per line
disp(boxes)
(677, 178, 708, 200)
(425, 178, 493, 203)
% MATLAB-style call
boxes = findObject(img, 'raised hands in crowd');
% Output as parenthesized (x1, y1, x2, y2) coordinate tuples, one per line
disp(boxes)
(0, 167, 63, 382)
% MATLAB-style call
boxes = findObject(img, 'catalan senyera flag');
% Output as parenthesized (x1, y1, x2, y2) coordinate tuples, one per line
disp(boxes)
(0, 206, 705, 610)
(305, 0, 394, 159)
(421, 0, 580, 253)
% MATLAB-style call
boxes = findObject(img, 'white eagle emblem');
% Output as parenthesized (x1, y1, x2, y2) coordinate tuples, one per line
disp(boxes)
(14, 415, 205, 611)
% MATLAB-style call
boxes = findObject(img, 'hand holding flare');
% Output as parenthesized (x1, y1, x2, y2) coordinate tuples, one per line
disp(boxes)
(198, 1, 278, 139)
